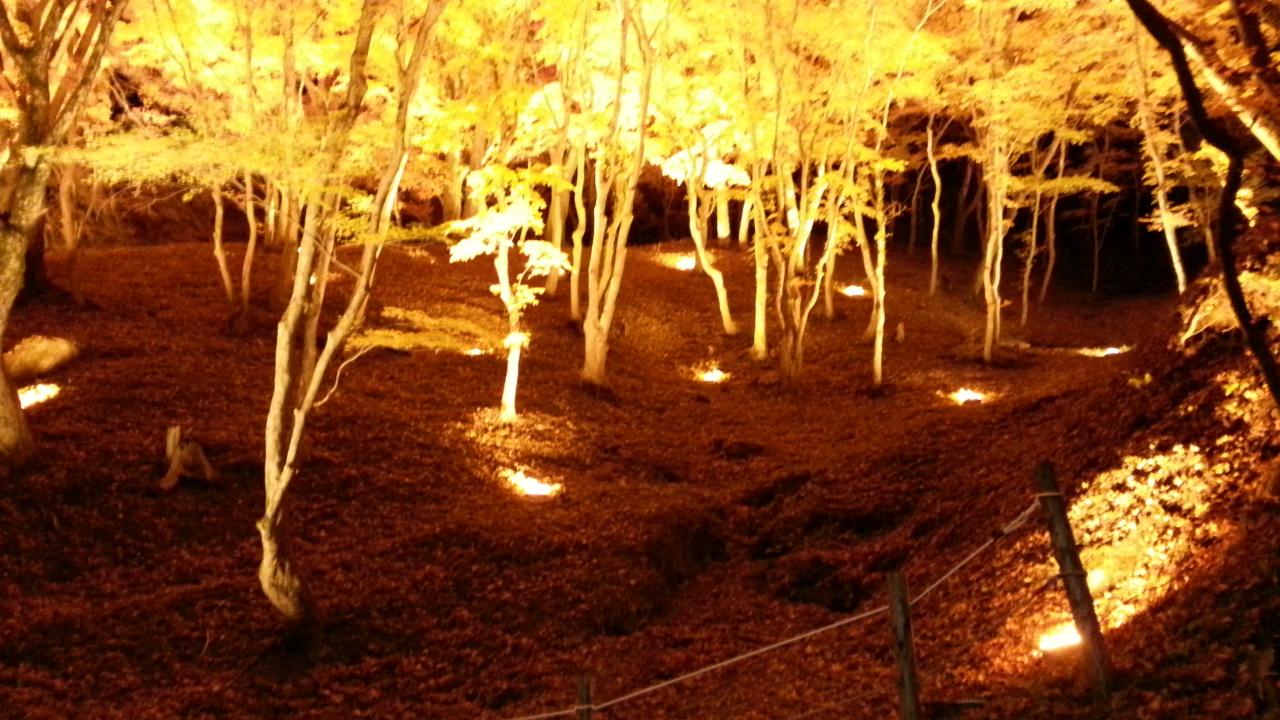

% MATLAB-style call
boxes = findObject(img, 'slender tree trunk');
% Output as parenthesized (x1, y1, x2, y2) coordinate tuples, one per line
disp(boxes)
(715, 186, 731, 247)
(750, 184, 768, 360)
(871, 173, 888, 387)
(581, 1, 655, 385)
(853, 197, 878, 342)
(1038, 143, 1066, 303)
(494, 237, 522, 421)
(927, 117, 944, 296)
(258, 0, 423, 634)
(687, 180, 738, 334)
(1020, 188, 1042, 327)
(950, 161, 974, 254)
(907, 166, 924, 255)
(544, 145, 570, 297)
(569, 139, 587, 322)
(211, 186, 236, 309)
(982, 147, 1009, 364)
(1090, 191, 1102, 294)
(822, 198, 838, 320)
(738, 195, 754, 249)
(241, 169, 258, 314)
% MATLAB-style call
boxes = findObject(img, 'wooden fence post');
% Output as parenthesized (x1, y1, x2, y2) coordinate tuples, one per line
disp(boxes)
(1034, 461, 1111, 702)
(577, 676, 593, 720)
(887, 572, 922, 720)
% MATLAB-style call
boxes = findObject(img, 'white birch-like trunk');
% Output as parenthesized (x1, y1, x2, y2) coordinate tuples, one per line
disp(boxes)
(751, 194, 768, 360)
(738, 195, 754, 249)
(687, 173, 738, 335)
(241, 170, 258, 314)
(715, 186, 731, 247)
(211, 186, 236, 308)
(927, 117, 944, 296)
(1019, 189, 1042, 327)
(982, 147, 1009, 364)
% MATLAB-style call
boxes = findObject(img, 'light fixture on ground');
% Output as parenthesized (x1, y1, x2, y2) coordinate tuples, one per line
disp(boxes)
(674, 256, 696, 271)
(697, 367, 727, 382)
(466, 348, 484, 356)
(948, 388, 985, 404)
(840, 284, 866, 297)
(505, 469, 561, 497)
(1038, 622, 1081, 652)
(1074, 346, 1130, 357)
(19, 383, 60, 409)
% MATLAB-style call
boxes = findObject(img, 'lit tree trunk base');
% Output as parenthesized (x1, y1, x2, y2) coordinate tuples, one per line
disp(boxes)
(256, 514, 318, 648)
(581, 322, 608, 386)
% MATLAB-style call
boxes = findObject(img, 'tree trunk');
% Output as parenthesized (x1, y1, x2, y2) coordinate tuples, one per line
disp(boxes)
(751, 189, 768, 361)
(1019, 188, 1042, 327)
(982, 147, 1009, 364)
(494, 235, 523, 422)
(1038, 143, 1066, 303)
(927, 116, 944, 296)
(738, 195, 754, 249)
(258, 0, 393, 634)
(1090, 191, 1102, 294)
(569, 140, 587, 322)
(211, 186, 236, 309)
(241, 169, 258, 315)
(687, 176, 738, 335)
(544, 145, 570, 297)
(907, 166, 924, 255)
(871, 173, 889, 388)
(822, 199, 838, 320)
(715, 186, 731, 247)
(580, 1, 655, 385)
(950, 161, 974, 254)
(0, 162, 51, 467)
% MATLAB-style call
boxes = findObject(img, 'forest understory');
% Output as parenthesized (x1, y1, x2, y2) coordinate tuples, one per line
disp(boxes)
(0, 236, 1277, 720)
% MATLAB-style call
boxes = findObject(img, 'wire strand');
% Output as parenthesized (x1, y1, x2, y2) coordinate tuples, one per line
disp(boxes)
(502, 499, 1043, 720)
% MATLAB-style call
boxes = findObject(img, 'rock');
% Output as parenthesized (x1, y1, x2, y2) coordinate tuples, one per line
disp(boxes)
(4, 335, 79, 384)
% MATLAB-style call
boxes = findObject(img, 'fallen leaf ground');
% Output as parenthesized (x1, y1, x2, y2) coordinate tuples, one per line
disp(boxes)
(0, 237, 1277, 720)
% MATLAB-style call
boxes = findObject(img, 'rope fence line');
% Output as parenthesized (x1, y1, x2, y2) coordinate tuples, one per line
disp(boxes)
(500, 499, 1043, 720)
(909, 500, 1038, 607)
(774, 502, 1045, 720)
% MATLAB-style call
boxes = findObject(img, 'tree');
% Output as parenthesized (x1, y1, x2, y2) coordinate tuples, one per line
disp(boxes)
(447, 166, 568, 421)
(1127, 0, 1280, 410)
(579, 0, 666, 385)
(0, 0, 130, 468)
(258, 0, 446, 637)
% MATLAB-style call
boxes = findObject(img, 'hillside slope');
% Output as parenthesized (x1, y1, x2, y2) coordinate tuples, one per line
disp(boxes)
(0, 241, 1275, 720)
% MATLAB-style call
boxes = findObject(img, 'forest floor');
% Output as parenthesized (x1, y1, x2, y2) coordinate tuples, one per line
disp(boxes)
(0, 237, 1278, 720)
